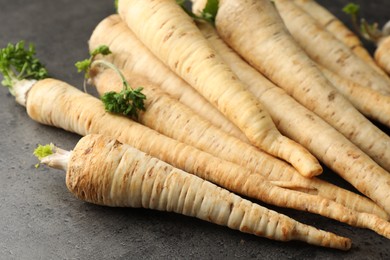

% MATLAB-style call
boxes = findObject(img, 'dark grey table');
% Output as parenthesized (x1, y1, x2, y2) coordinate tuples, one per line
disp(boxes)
(1, 1, 389, 259)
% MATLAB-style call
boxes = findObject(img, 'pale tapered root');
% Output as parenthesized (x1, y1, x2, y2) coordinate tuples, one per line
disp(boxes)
(66, 134, 352, 250)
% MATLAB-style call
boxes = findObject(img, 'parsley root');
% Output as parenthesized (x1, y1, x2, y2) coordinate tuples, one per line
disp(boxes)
(34, 134, 352, 250)
(2, 40, 390, 244)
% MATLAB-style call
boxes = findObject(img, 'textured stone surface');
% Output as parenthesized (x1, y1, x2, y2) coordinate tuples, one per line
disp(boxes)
(0, 1, 389, 259)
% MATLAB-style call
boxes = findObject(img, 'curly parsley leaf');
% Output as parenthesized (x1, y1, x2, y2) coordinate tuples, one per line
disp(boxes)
(101, 86, 146, 118)
(75, 45, 112, 79)
(0, 41, 48, 90)
(77, 45, 146, 118)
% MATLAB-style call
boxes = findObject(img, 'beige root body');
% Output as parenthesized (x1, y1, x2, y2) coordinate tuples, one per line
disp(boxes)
(207, 0, 390, 181)
(88, 14, 247, 142)
(117, 0, 322, 178)
(58, 134, 351, 250)
(24, 79, 390, 237)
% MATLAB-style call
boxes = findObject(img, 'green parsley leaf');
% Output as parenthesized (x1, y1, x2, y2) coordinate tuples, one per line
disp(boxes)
(77, 45, 146, 118)
(75, 59, 91, 73)
(91, 45, 112, 57)
(101, 86, 146, 118)
(75, 45, 112, 79)
(0, 41, 48, 89)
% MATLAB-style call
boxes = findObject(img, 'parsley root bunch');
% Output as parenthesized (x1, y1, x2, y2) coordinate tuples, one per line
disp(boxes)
(22, 78, 390, 238)
(192, 0, 390, 186)
(34, 134, 352, 250)
(191, 0, 390, 215)
(2, 41, 390, 240)
(86, 16, 388, 218)
(195, 21, 390, 220)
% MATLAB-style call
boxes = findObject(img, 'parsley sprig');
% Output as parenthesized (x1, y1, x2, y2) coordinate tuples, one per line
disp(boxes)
(0, 41, 48, 95)
(75, 45, 146, 118)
